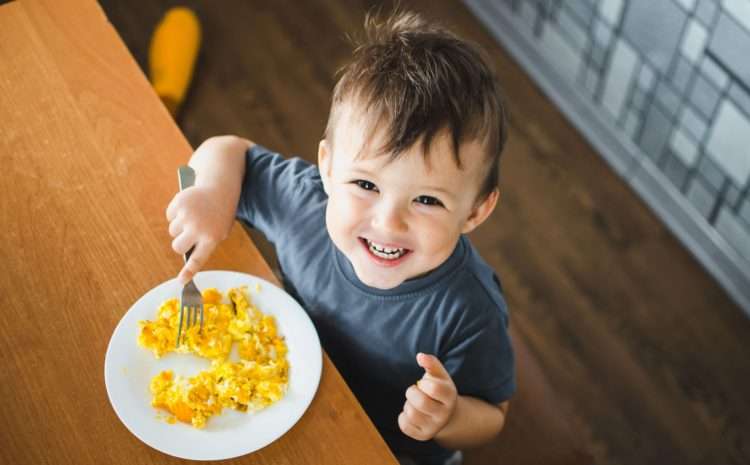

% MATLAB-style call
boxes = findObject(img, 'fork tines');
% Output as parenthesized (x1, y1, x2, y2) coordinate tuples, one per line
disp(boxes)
(176, 297, 204, 348)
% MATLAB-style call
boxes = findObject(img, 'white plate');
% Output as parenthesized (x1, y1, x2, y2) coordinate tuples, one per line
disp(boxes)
(104, 270, 322, 460)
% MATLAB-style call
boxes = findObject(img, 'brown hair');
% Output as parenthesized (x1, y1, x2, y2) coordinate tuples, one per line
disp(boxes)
(324, 9, 509, 201)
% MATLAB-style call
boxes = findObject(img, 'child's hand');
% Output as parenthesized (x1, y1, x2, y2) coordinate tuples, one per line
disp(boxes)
(398, 353, 458, 441)
(166, 183, 236, 284)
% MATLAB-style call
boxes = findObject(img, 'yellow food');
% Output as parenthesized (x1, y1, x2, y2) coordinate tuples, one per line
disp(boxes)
(138, 286, 288, 428)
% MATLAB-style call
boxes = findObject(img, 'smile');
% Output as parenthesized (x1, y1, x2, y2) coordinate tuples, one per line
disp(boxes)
(359, 238, 411, 262)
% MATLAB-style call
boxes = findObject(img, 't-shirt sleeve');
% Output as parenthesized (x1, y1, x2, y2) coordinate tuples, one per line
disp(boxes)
(442, 306, 516, 405)
(236, 144, 317, 243)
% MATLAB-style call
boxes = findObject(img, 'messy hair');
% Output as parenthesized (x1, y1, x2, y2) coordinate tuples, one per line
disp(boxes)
(324, 9, 509, 201)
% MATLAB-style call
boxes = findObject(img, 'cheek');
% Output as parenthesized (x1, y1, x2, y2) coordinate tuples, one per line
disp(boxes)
(412, 214, 459, 251)
(329, 188, 370, 228)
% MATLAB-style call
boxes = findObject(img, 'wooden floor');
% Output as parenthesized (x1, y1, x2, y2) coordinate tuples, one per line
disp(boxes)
(100, 1, 750, 464)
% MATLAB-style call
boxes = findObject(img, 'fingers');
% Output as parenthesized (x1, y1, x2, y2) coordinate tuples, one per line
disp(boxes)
(416, 378, 453, 405)
(405, 384, 441, 417)
(166, 194, 180, 222)
(177, 264, 195, 286)
(168, 215, 184, 238)
(165, 187, 226, 284)
(171, 228, 195, 256)
(177, 239, 215, 285)
(417, 353, 451, 380)
(403, 399, 431, 425)
(400, 354, 458, 442)
(400, 377, 456, 442)
(398, 411, 430, 442)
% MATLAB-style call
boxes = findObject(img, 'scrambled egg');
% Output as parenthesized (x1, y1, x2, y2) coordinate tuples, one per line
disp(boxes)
(138, 286, 289, 428)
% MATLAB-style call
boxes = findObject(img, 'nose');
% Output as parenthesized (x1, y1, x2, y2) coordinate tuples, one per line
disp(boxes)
(372, 199, 408, 234)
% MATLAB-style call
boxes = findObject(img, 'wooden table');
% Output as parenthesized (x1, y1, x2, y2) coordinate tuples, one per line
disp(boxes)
(0, 1, 398, 463)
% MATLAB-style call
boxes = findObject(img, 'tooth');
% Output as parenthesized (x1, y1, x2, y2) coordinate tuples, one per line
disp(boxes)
(365, 239, 406, 258)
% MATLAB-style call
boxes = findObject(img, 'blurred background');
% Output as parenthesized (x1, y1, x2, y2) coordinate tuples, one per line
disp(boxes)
(99, 1, 750, 464)
(466, 0, 750, 321)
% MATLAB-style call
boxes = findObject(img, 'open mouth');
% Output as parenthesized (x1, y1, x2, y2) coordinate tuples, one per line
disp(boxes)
(359, 237, 412, 262)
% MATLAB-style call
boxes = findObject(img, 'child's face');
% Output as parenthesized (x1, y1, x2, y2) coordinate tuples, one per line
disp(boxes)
(318, 103, 498, 290)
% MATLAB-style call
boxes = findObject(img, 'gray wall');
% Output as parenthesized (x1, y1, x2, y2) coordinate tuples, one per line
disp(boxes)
(464, 0, 750, 314)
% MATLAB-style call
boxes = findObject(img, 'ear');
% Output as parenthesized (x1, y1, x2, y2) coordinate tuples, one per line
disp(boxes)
(318, 139, 331, 195)
(461, 189, 499, 234)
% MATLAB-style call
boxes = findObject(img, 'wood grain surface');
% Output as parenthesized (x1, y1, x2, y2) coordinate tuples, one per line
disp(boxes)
(96, 0, 750, 464)
(0, 1, 397, 464)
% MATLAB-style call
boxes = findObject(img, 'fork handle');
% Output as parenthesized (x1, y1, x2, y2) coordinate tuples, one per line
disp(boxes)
(177, 165, 196, 265)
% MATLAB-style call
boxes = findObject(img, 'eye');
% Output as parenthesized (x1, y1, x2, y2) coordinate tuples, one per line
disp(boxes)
(354, 180, 378, 192)
(415, 196, 444, 207)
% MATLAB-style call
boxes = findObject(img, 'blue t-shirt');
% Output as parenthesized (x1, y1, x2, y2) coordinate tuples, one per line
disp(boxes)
(237, 144, 515, 462)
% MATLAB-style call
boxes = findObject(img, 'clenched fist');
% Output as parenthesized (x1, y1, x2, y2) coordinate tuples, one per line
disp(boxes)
(166, 183, 236, 284)
(398, 353, 458, 441)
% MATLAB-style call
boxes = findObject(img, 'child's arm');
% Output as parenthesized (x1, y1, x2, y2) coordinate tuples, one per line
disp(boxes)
(166, 135, 253, 283)
(434, 396, 509, 450)
(399, 353, 509, 449)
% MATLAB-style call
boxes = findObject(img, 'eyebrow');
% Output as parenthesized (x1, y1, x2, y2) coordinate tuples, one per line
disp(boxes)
(415, 183, 455, 198)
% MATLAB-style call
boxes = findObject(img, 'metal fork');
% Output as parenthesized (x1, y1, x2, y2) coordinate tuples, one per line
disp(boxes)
(176, 165, 204, 347)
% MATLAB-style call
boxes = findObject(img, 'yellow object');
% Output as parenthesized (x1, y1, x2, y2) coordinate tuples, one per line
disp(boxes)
(148, 7, 201, 116)
(138, 286, 289, 428)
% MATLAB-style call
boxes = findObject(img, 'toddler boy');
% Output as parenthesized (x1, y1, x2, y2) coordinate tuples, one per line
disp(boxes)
(166, 10, 514, 465)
